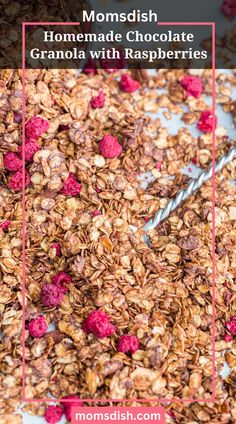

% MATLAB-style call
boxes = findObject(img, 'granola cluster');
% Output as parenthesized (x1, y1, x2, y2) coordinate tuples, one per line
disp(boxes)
(0, 65, 236, 423)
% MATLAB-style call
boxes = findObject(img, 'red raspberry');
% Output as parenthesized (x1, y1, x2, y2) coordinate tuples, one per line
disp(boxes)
(60, 395, 83, 421)
(155, 161, 163, 171)
(28, 315, 48, 338)
(99, 135, 122, 159)
(226, 316, 236, 335)
(82, 310, 116, 339)
(117, 334, 140, 354)
(26, 116, 49, 139)
(197, 111, 217, 133)
(221, 0, 236, 17)
(52, 271, 71, 293)
(90, 90, 105, 109)
(92, 209, 102, 217)
(83, 58, 97, 75)
(167, 410, 176, 419)
(224, 334, 233, 342)
(18, 139, 39, 162)
(0, 220, 11, 231)
(51, 242, 62, 257)
(119, 74, 140, 93)
(41, 283, 64, 307)
(61, 173, 82, 196)
(8, 169, 30, 192)
(3, 152, 22, 171)
(180, 75, 203, 98)
(44, 405, 63, 424)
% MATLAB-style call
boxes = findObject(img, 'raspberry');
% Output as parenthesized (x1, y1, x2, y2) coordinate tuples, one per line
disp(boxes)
(90, 90, 105, 109)
(226, 316, 236, 335)
(44, 405, 63, 424)
(197, 111, 217, 133)
(60, 395, 83, 421)
(3, 152, 22, 171)
(117, 334, 140, 354)
(82, 310, 116, 339)
(180, 75, 203, 98)
(28, 315, 48, 338)
(26, 116, 49, 139)
(0, 220, 11, 231)
(224, 334, 233, 342)
(155, 161, 163, 171)
(52, 271, 71, 293)
(92, 209, 102, 217)
(51, 242, 62, 257)
(8, 169, 30, 192)
(83, 58, 97, 75)
(99, 135, 122, 159)
(221, 0, 236, 17)
(61, 173, 82, 196)
(41, 283, 64, 307)
(18, 139, 39, 162)
(119, 74, 140, 93)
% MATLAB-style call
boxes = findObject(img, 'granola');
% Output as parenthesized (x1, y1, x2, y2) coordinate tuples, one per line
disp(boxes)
(0, 64, 236, 424)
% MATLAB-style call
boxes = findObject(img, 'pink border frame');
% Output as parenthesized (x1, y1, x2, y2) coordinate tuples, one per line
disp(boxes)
(21, 21, 216, 404)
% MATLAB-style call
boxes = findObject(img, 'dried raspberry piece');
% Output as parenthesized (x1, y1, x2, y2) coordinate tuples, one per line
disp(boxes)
(41, 283, 64, 307)
(92, 209, 102, 217)
(167, 410, 176, 419)
(90, 90, 105, 109)
(82, 310, 116, 339)
(191, 157, 197, 164)
(0, 220, 11, 231)
(52, 271, 71, 293)
(61, 173, 82, 196)
(155, 161, 163, 171)
(99, 135, 122, 159)
(18, 139, 39, 162)
(119, 74, 140, 93)
(51, 243, 62, 257)
(3, 152, 22, 171)
(197, 111, 217, 133)
(117, 334, 140, 354)
(44, 405, 63, 424)
(180, 75, 203, 98)
(26, 116, 49, 139)
(224, 334, 233, 342)
(60, 395, 83, 421)
(28, 315, 48, 338)
(8, 169, 30, 192)
(221, 0, 236, 17)
(83, 58, 97, 75)
(226, 316, 236, 335)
